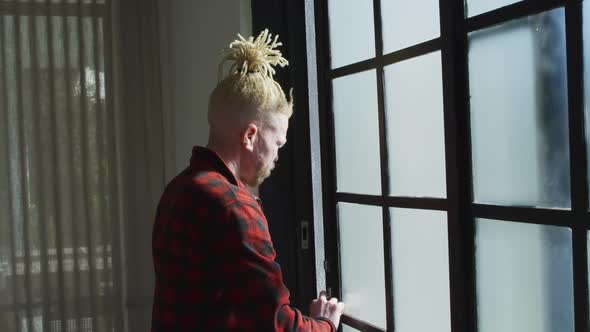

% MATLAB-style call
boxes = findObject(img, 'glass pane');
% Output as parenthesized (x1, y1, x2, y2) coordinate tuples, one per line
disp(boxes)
(390, 208, 450, 332)
(342, 325, 361, 332)
(466, 0, 523, 17)
(476, 219, 574, 332)
(469, 9, 570, 208)
(584, 1, 590, 206)
(338, 203, 386, 328)
(381, 0, 440, 53)
(328, 0, 375, 68)
(333, 70, 381, 195)
(384, 52, 446, 198)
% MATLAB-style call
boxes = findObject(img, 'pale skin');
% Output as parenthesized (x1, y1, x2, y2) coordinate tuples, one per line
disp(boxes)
(207, 111, 345, 328)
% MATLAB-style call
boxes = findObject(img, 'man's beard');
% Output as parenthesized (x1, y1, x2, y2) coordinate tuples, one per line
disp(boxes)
(253, 164, 272, 186)
(241, 164, 272, 187)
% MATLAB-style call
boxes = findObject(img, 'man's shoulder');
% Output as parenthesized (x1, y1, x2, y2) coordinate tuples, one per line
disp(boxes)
(166, 169, 253, 208)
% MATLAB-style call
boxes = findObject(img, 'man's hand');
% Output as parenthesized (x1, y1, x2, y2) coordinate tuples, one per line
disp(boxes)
(309, 291, 345, 329)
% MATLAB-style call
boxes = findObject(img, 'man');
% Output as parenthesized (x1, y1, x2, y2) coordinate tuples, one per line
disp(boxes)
(151, 30, 345, 331)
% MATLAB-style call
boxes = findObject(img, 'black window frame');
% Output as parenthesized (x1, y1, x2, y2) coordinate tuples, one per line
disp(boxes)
(310, 0, 590, 331)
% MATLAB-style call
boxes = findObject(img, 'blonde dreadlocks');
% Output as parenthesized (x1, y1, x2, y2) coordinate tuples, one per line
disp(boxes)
(208, 29, 293, 132)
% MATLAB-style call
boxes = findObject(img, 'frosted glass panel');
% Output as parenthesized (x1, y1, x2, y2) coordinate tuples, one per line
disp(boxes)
(390, 208, 450, 332)
(469, 9, 570, 208)
(466, 0, 522, 17)
(476, 219, 574, 332)
(338, 203, 386, 329)
(584, 1, 590, 206)
(381, 0, 440, 53)
(384, 52, 446, 197)
(333, 70, 381, 195)
(342, 325, 361, 332)
(328, 0, 375, 68)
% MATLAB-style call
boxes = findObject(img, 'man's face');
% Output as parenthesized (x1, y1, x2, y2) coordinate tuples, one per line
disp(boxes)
(240, 113, 289, 187)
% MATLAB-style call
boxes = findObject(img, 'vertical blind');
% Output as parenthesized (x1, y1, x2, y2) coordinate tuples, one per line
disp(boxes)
(0, 0, 121, 331)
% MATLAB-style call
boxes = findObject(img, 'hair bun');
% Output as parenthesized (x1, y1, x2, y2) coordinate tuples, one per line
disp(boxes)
(219, 29, 289, 79)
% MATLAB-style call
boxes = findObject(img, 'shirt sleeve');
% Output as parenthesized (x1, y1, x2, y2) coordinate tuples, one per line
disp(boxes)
(219, 199, 335, 332)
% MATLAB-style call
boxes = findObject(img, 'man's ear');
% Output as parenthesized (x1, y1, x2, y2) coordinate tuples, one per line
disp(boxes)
(242, 123, 258, 152)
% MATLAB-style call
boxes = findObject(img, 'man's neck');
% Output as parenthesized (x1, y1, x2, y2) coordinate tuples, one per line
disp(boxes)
(206, 141, 240, 178)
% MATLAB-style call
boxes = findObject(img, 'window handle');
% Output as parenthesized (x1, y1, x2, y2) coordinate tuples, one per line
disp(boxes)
(300, 220, 309, 250)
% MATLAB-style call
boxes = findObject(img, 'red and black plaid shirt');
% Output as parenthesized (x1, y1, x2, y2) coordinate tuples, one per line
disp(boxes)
(151, 147, 334, 331)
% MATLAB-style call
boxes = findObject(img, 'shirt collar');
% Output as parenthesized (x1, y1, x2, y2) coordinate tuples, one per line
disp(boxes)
(190, 146, 246, 189)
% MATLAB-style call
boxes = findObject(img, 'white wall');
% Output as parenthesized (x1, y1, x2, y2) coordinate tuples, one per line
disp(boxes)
(159, 0, 252, 181)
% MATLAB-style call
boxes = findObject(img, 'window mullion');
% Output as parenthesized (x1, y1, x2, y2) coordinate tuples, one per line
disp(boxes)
(371, 0, 394, 331)
(439, 1, 477, 332)
(565, 1, 589, 331)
